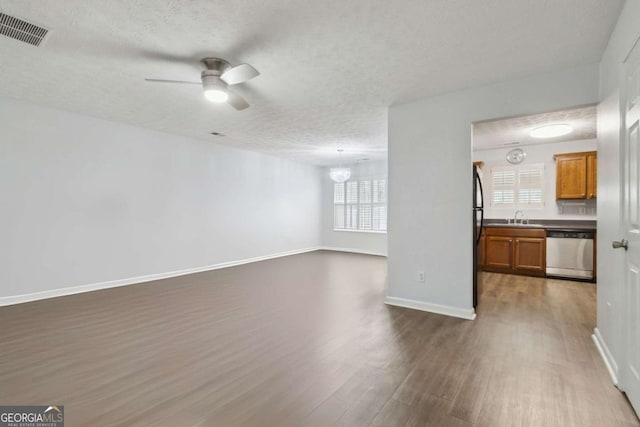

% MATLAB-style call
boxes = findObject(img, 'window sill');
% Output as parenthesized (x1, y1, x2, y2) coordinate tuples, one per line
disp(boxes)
(333, 229, 387, 234)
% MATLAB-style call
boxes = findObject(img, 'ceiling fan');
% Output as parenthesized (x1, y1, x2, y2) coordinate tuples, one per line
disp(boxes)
(145, 57, 259, 110)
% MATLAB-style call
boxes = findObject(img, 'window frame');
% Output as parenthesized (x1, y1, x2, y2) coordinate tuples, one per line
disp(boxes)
(333, 176, 387, 233)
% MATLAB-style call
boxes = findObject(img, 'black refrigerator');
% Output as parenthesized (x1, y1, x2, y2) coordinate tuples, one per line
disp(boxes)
(473, 165, 484, 308)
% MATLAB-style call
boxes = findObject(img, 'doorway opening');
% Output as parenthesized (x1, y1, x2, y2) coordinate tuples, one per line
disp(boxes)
(471, 104, 598, 310)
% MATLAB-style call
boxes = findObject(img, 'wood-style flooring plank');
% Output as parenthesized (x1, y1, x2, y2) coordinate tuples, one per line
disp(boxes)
(0, 254, 638, 426)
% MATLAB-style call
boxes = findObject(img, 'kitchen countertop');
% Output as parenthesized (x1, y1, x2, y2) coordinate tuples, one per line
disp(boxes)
(482, 219, 596, 231)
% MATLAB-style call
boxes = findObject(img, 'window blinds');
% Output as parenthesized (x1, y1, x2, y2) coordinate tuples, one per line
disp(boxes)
(334, 178, 387, 231)
(345, 181, 358, 229)
(333, 182, 345, 229)
(518, 168, 543, 205)
(492, 169, 516, 206)
(490, 164, 544, 208)
(372, 179, 387, 230)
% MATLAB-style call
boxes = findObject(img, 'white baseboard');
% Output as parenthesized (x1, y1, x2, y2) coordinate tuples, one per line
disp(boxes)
(0, 247, 322, 307)
(384, 296, 476, 320)
(592, 328, 619, 386)
(320, 246, 387, 257)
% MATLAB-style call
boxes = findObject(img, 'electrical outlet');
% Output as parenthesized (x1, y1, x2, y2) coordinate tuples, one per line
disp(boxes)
(579, 207, 586, 214)
(417, 271, 425, 283)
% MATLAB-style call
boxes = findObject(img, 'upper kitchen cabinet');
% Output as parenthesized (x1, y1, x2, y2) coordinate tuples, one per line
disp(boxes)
(554, 151, 597, 200)
(586, 151, 597, 199)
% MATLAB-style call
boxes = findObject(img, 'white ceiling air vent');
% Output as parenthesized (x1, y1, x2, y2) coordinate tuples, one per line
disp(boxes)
(0, 12, 49, 47)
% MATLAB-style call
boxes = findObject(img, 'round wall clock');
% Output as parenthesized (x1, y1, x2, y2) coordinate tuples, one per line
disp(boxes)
(506, 148, 526, 164)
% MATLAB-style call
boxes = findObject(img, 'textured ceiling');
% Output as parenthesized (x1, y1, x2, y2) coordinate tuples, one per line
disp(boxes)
(473, 105, 597, 150)
(0, 1, 623, 166)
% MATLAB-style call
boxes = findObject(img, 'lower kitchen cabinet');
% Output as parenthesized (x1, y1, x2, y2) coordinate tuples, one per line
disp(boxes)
(513, 237, 546, 274)
(481, 227, 546, 277)
(478, 234, 486, 268)
(485, 236, 512, 269)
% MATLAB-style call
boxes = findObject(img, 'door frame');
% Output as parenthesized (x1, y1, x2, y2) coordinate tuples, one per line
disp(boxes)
(618, 35, 640, 397)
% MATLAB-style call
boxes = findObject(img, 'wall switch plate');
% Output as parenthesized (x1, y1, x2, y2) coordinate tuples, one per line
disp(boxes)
(417, 271, 425, 282)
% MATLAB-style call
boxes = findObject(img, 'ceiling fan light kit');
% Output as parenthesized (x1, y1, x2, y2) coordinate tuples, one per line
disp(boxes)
(202, 72, 229, 103)
(145, 57, 259, 110)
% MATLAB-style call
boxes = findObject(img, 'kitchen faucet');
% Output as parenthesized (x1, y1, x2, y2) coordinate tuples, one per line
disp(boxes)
(514, 210, 527, 224)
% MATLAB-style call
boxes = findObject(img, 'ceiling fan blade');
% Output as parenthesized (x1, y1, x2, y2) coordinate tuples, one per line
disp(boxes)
(220, 64, 260, 85)
(227, 90, 250, 110)
(144, 78, 201, 85)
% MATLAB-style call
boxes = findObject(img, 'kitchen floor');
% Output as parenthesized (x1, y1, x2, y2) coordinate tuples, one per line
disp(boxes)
(475, 272, 637, 426)
(0, 253, 637, 426)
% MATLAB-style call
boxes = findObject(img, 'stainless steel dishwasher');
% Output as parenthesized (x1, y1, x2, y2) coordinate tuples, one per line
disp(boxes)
(546, 230, 595, 281)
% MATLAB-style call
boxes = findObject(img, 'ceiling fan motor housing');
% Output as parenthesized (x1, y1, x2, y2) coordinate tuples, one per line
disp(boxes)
(200, 58, 231, 75)
(201, 71, 228, 91)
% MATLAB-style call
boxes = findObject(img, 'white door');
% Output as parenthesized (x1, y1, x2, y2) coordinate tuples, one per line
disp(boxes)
(620, 37, 640, 414)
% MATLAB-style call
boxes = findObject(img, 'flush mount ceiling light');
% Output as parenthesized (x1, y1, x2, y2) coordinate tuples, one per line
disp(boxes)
(530, 124, 573, 139)
(330, 149, 351, 183)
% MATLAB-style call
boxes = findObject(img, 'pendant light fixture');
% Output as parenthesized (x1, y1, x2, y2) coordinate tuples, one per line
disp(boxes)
(330, 149, 351, 183)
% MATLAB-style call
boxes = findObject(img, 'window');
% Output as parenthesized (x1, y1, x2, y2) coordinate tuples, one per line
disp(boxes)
(334, 178, 387, 231)
(490, 164, 544, 209)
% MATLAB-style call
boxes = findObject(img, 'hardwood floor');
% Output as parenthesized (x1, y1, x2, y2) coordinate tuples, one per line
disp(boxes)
(1, 251, 638, 426)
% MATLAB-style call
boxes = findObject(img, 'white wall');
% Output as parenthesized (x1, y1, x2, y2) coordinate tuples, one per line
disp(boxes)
(0, 97, 322, 299)
(321, 160, 387, 255)
(473, 139, 597, 220)
(388, 63, 599, 315)
(595, 0, 640, 384)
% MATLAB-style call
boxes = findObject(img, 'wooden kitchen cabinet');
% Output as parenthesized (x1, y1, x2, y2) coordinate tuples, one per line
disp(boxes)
(478, 233, 486, 268)
(482, 227, 546, 277)
(513, 237, 546, 274)
(587, 152, 597, 199)
(555, 151, 597, 200)
(485, 236, 512, 269)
